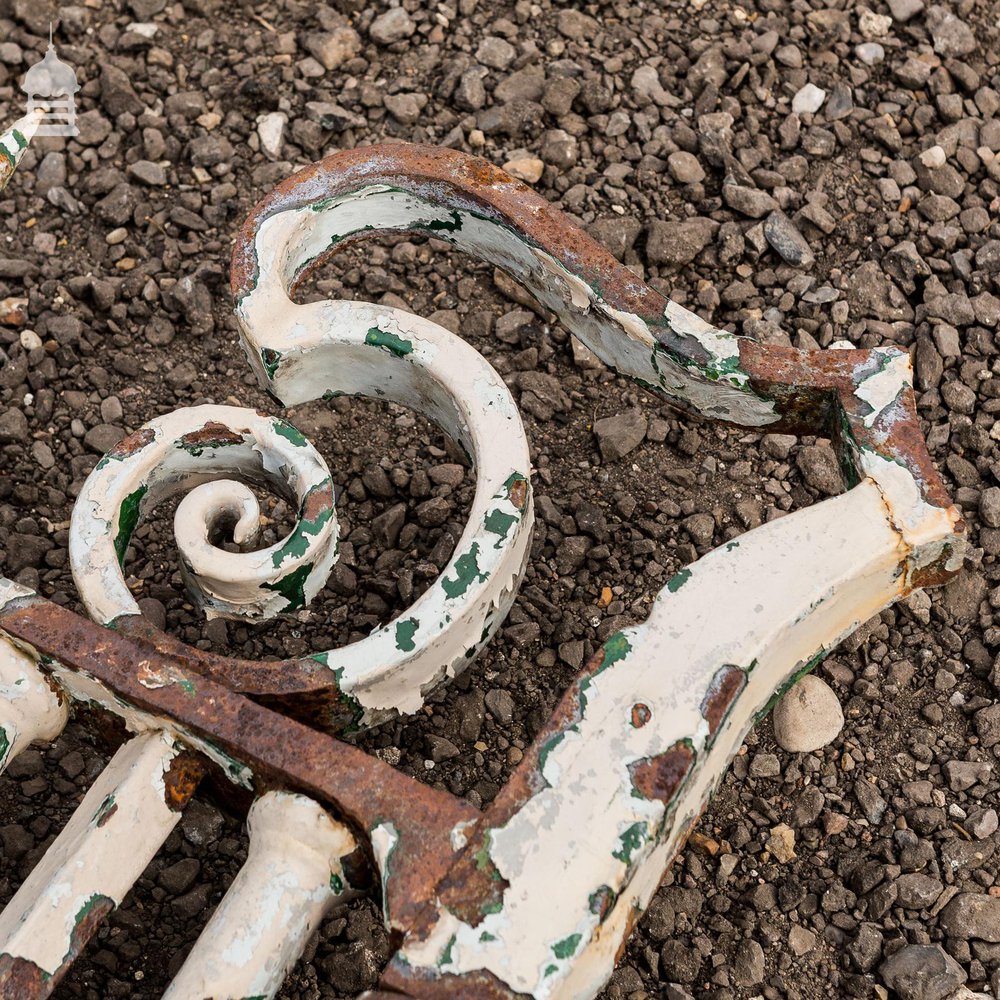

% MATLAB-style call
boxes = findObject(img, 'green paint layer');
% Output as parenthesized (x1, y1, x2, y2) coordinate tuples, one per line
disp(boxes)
(115, 485, 148, 566)
(365, 327, 413, 358)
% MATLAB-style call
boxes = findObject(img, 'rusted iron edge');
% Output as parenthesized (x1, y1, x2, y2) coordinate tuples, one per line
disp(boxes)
(231, 143, 957, 527)
(0, 593, 473, 937)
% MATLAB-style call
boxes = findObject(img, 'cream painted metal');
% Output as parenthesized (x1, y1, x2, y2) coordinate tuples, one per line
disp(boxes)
(164, 791, 358, 1000)
(0, 732, 184, 982)
(393, 478, 924, 998)
(0, 637, 68, 775)
(0, 120, 965, 1000)
(0, 110, 42, 193)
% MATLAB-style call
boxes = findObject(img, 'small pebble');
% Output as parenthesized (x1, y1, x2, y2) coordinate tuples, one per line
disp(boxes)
(855, 42, 885, 65)
(773, 674, 845, 752)
(792, 83, 826, 114)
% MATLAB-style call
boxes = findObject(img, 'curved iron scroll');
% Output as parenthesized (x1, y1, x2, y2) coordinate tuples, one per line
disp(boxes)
(0, 134, 963, 1000)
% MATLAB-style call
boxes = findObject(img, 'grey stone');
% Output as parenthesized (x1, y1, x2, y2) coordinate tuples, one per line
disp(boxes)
(646, 217, 717, 266)
(889, 0, 924, 21)
(175, 806, 224, 875)
(975, 704, 1000, 747)
(539, 129, 579, 170)
(749, 752, 781, 778)
(847, 261, 914, 321)
(792, 83, 826, 114)
(476, 36, 516, 70)
(764, 210, 814, 267)
(384, 92, 428, 125)
(83, 423, 125, 454)
(855, 778, 887, 824)
(100, 63, 144, 117)
(425, 735, 460, 762)
(856, 42, 885, 65)
(790, 924, 817, 957)
(158, 858, 201, 895)
(454, 68, 487, 111)
(944, 759, 992, 792)
(305, 26, 362, 70)
(926, 5, 976, 56)
(773, 674, 845, 752)
(981, 487, 1000, 528)
(733, 939, 765, 987)
(484, 689, 515, 725)
(369, 8, 415, 45)
(797, 443, 843, 495)
(594, 409, 647, 462)
(848, 922, 884, 972)
(722, 183, 779, 219)
(967, 807, 999, 839)
(895, 873, 944, 909)
(667, 151, 705, 184)
(372, 503, 407, 548)
(0, 407, 28, 443)
(128, 160, 167, 186)
(940, 893, 1000, 942)
(879, 944, 966, 1000)
(683, 513, 715, 547)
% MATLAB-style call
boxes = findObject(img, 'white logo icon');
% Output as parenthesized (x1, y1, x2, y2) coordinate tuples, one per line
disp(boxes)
(21, 26, 79, 138)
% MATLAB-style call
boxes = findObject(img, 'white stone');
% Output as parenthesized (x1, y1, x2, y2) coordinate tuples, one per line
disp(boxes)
(792, 83, 826, 115)
(888, 0, 924, 22)
(858, 6, 892, 37)
(772, 673, 845, 752)
(19, 329, 42, 350)
(919, 144, 947, 169)
(856, 42, 885, 66)
(257, 112, 287, 161)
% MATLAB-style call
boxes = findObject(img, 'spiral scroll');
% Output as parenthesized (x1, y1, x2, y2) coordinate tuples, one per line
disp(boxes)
(0, 135, 967, 1000)
(69, 308, 534, 722)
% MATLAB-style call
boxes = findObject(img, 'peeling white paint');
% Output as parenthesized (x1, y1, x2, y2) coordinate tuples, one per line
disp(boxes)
(164, 791, 357, 1000)
(0, 638, 67, 774)
(0, 578, 35, 613)
(855, 348, 911, 427)
(0, 110, 42, 193)
(69, 405, 338, 624)
(0, 732, 182, 977)
(396, 478, 949, 999)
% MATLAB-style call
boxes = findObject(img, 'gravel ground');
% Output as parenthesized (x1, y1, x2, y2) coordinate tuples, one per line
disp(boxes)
(1, 0, 999, 998)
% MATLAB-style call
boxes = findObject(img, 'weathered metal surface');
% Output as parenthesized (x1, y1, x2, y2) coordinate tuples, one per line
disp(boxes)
(0, 128, 965, 999)
(164, 791, 359, 1000)
(0, 111, 41, 193)
(0, 636, 67, 775)
(0, 732, 197, 999)
(0, 592, 473, 936)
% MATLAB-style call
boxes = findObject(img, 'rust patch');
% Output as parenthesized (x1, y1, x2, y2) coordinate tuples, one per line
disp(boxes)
(740, 339, 960, 528)
(0, 597, 474, 937)
(179, 422, 246, 450)
(613, 902, 644, 966)
(302, 484, 335, 523)
(0, 954, 46, 998)
(163, 751, 206, 811)
(630, 703, 651, 728)
(628, 741, 695, 804)
(0, 894, 116, 1000)
(105, 426, 156, 460)
(381, 963, 534, 1000)
(700, 664, 747, 740)
(508, 476, 528, 511)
